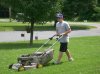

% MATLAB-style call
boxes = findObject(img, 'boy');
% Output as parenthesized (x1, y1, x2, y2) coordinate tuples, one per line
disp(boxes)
(54, 13, 73, 64)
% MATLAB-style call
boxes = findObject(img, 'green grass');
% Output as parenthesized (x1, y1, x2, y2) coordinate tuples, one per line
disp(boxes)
(0, 22, 96, 31)
(0, 36, 100, 74)
(0, 22, 27, 31)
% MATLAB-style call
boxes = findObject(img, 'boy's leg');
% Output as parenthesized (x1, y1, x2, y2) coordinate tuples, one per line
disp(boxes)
(54, 51, 63, 64)
(57, 51, 63, 62)
(65, 49, 71, 58)
(65, 50, 73, 61)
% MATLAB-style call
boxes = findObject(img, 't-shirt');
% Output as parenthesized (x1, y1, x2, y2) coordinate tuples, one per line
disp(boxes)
(56, 21, 70, 43)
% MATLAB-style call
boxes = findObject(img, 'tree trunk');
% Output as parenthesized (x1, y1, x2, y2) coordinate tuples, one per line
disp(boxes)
(9, 6, 12, 22)
(30, 18, 34, 46)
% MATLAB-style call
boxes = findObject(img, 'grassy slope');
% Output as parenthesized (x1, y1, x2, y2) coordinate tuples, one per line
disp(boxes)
(0, 36, 100, 74)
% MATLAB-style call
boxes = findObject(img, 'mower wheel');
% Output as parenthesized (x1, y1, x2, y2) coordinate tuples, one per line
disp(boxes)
(36, 64, 43, 68)
(18, 66, 25, 71)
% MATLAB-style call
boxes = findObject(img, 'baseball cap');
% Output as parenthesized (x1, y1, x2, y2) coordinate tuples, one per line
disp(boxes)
(56, 13, 63, 18)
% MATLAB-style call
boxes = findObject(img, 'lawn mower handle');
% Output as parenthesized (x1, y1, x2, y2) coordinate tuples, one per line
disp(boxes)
(49, 34, 56, 40)
(48, 35, 63, 49)
(35, 34, 63, 53)
(49, 34, 63, 40)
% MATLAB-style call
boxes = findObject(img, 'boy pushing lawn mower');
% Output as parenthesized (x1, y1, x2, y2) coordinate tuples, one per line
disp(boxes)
(54, 13, 73, 64)
(9, 13, 73, 71)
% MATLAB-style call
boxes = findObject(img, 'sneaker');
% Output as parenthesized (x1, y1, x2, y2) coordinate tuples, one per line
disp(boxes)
(53, 61, 61, 65)
(68, 58, 74, 62)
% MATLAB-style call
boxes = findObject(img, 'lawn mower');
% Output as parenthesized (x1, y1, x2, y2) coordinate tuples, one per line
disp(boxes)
(9, 35, 63, 71)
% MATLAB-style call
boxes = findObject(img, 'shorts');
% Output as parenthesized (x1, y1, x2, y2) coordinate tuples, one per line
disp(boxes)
(59, 42, 68, 52)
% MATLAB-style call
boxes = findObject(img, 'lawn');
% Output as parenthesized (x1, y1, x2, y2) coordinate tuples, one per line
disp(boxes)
(0, 36, 100, 74)
(0, 22, 96, 31)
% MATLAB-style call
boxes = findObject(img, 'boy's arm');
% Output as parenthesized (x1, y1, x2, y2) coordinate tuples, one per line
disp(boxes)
(61, 22, 71, 35)
(61, 28, 71, 36)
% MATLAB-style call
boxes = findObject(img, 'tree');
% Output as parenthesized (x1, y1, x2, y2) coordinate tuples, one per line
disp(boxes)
(62, 0, 100, 21)
(9, 6, 12, 22)
(0, 0, 62, 45)
(91, 0, 100, 21)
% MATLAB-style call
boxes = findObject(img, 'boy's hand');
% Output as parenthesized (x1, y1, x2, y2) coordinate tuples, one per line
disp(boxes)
(55, 33, 60, 36)
(60, 33, 65, 36)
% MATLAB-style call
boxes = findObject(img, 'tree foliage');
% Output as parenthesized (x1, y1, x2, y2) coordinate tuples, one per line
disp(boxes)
(62, 0, 100, 21)
(0, 0, 62, 22)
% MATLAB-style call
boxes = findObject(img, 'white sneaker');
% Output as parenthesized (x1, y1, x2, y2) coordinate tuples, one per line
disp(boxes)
(68, 58, 74, 62)
(53, 61, 61, 64)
